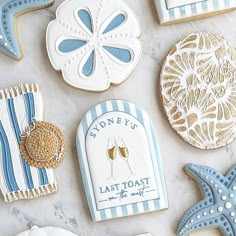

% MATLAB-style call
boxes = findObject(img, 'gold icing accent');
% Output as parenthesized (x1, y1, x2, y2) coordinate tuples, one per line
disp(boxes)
(160, 32, 236, 149)
(20, 121, 66, 168)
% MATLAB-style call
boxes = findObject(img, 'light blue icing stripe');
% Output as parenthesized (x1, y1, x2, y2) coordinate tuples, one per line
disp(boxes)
(7, 98, 34, 190)
(132, 203, 139, 214)
(25, 93, 49, 186)
(135, 106, 144, 126)
(90, 106, 98, 121)
(99, 209, 107, 220)
(190, 3, 197, 15)
(154, 199, 160, 209)
(110, 207, 117, 218)
(155, 0, 164, 20)
(143, 200, 150, 212)
(101, 101, 108, 114)
(179, 6, 186, 16)
(169, 8, 175, 19)
(150, 122, 168, 205)
(123, 100, 131, 113)
(0, 121, 19, 192)
(212, 0, 219, 10)
(7, 99, 21, 143)
(78, 117, 96, 221)
(111, 100, 119, 111)
(121, 205, 128, 216)
(201, 1, 209, 13)
(224, 0, 230, 7)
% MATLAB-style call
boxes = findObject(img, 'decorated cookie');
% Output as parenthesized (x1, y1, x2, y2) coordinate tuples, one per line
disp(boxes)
(76, 100, 168, 221)
(46, 0, 142, 91)
(0, 0, 54, 60)
(160, 32, 236, 149)
(16, 226, 77, 236)
(0, 83, 60, 202)
(178, 163, 236, 236)
(155, 0, 236, 25)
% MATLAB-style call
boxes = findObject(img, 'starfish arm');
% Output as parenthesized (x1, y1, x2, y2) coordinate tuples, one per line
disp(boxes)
(184, 164, 226, 196)
(185, 164, 227, 195)
(177, 200, 215, 233)
(225, 165, 236, 190)
(0, 0, 55, 59)
(178, 214, 235, 236)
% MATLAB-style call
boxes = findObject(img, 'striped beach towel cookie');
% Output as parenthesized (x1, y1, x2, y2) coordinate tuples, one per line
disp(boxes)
(0, 83, 57, 202)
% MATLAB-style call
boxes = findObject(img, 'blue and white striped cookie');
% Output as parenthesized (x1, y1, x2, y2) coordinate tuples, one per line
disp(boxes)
(0, 83, 57, 202)
(76, 100, 168, 221)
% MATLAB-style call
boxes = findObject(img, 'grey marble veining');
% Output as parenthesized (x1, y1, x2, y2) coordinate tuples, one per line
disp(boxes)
(0, 0, 236, 236)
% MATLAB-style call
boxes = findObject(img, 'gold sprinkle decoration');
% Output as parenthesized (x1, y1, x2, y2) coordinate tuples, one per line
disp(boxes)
(160, 32, 236, 149)
(20, 121, 66, 168)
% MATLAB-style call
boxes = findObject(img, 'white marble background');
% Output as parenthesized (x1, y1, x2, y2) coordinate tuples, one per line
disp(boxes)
(0, 1, 236, 236)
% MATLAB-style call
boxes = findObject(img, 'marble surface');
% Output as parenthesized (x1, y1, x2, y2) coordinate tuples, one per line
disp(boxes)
(0, 1, 236, 236)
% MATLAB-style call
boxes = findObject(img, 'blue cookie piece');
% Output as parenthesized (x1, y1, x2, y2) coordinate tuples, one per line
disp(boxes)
(0, 0, 54, 60)
(178, 163, 236, 236)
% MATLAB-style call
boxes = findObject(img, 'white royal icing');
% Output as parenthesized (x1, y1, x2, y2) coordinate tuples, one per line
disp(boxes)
(16, 226, 77, 236)
(46, 0, 142, 91)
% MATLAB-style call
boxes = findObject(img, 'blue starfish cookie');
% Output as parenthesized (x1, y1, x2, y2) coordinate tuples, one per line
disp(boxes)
(178, 163, 236, 236)
(0, 0, 54, 60)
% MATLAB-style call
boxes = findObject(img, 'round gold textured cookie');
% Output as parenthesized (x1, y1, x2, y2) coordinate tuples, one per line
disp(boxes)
(20, 121, 65, 168)
(160, 32, 236, 149)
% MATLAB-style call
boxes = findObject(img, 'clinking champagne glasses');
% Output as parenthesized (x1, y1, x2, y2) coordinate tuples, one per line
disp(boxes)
(106, 136, 135, 179)
(117, 137, 134, 176)
(107, 138, 117, 179)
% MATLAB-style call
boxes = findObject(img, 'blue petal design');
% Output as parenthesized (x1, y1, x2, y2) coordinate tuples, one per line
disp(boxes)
(82, 50, 95, 77)
(78, 9, 93, 33)
(103, 46, 131, 63)
(58, 39, 87, 53)
(103, 14, 126, 34)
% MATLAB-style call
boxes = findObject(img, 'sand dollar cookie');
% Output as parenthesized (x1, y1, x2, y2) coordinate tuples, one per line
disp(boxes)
(46, 0, 142, 91)
(178, 163, 236, 236)
(160, 32, 236, 149)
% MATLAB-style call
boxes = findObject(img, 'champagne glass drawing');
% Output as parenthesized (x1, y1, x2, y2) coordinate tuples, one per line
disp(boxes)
(117, 137, 134, 176)
(107, 138, 117, 179)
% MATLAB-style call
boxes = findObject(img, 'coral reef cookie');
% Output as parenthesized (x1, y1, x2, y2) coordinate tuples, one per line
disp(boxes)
(16, 226, 77, 236)
(160, 32, 236, 149)
(0, 0, 54, 60)
(177, 163, 236, 236)
(46, 0, 142, 91)
(76, 100, 168, 221)
(0, 84, 58, 202)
